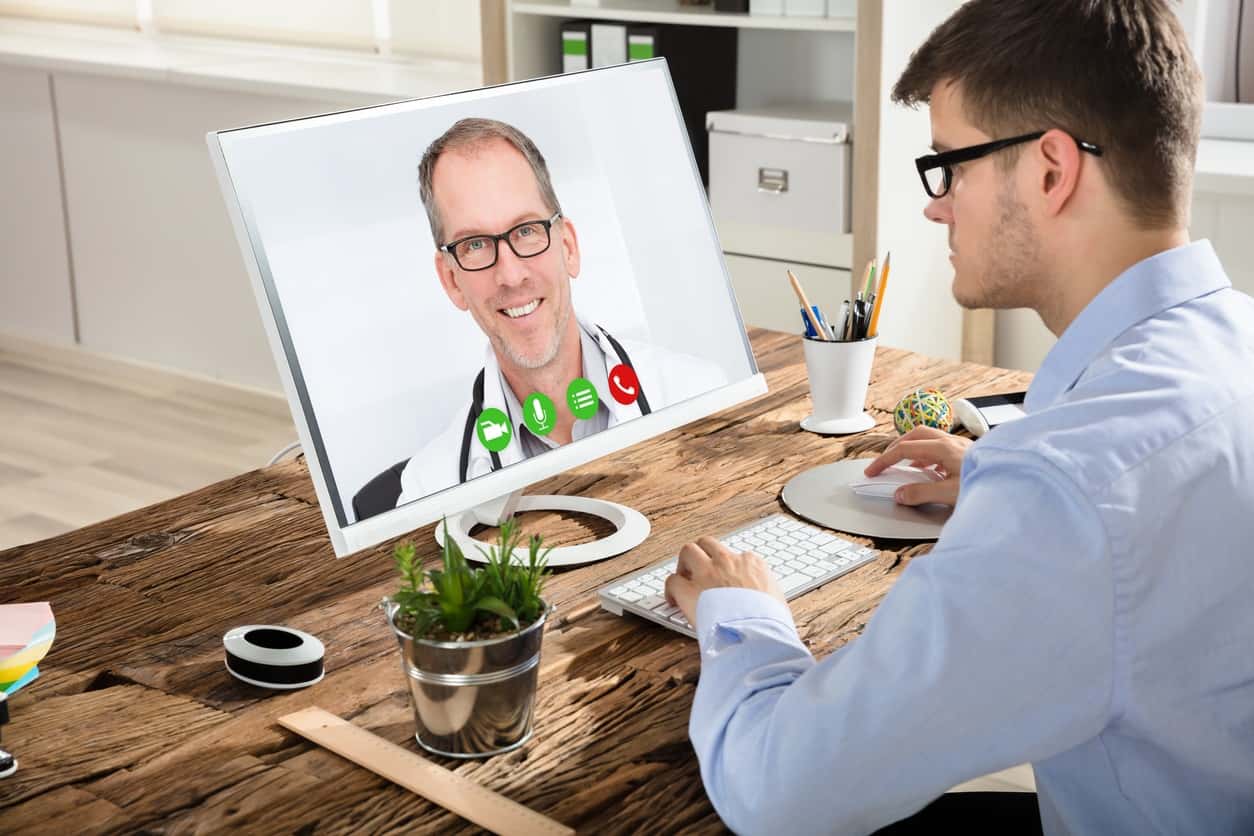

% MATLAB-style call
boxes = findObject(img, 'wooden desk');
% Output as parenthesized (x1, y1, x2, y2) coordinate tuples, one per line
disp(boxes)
(0, 330, 1029, 833)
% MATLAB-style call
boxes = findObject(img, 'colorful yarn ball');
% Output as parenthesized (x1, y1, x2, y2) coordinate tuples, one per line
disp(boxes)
(893, 388, 954, 434)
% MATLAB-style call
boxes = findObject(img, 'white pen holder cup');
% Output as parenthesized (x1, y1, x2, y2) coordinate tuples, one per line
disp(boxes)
(800, 335, 877, 435)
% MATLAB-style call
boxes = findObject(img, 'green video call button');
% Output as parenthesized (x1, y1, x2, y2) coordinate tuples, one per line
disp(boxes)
(567, 378, 600, 420)
(476, 407, 512, 453)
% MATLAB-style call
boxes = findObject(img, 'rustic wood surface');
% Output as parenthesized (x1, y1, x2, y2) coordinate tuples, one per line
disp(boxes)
(0, 329, 1031, 834)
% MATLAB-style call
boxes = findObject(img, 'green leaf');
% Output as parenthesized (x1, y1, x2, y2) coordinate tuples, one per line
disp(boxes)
(475, 596, 519, 629)
(388, 515, 551, 639)
(441, 599, 476, 634)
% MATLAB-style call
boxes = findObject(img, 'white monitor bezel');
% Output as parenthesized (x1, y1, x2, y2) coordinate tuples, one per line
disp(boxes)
(206, 60, 766, 558)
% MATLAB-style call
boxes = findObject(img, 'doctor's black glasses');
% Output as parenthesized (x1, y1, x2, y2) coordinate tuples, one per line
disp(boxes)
(915, 131, 1103, 198)
(439, 211, 562, 272)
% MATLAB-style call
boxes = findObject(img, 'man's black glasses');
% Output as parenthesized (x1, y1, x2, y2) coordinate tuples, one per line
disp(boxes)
(440, 212, 562, 272)
(915, 131, 1103, 199)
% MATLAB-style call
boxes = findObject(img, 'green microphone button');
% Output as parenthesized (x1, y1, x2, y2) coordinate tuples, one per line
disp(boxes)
(522, 392, 556, 436)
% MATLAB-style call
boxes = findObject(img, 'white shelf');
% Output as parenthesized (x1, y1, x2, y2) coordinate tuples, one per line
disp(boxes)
(0, 18, 482, 105)
(1195, 139, 1254, 197)
(512, 0, 856, 32)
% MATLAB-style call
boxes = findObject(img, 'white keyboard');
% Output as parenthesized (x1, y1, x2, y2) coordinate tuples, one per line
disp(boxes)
(598, 513, 879, 638)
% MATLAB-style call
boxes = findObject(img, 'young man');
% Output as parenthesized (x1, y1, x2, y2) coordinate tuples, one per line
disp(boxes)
(394, 118, 724, 505)
(666, 1, 1254, 833)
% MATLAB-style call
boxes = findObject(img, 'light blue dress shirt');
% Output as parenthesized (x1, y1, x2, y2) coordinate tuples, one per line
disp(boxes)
(689, 241, 1254, 835)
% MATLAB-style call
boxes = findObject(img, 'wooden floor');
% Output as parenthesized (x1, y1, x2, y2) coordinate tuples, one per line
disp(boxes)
(0, 338, 296, 552)
(0, 336, 1035, 796)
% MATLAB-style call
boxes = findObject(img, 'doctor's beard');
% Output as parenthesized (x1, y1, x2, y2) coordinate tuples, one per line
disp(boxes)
(493, 295, 572, 370)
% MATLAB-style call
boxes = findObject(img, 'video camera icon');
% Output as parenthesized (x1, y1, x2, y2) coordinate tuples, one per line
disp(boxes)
(475, 407, 513, 453)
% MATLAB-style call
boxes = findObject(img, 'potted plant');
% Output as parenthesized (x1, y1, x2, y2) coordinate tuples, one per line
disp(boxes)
(381, 519, 552, 759)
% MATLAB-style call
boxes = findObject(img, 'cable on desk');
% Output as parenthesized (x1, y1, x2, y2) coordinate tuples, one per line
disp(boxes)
(267, 441, 303, 466)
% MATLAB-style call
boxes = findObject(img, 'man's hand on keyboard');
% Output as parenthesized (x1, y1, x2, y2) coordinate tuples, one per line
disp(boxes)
(862, 426, 973, 507)
(664, 536, 786, 626)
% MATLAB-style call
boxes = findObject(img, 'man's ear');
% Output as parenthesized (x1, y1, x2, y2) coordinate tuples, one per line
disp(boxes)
(559, 215, 580, 279)
(434, 250, 469, 311)
(1035, 128, 1083, 218)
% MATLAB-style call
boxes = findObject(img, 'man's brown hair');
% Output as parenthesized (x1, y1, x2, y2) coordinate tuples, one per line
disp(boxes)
(418, 118, 563, 247)
(892, 0, 1203, 229)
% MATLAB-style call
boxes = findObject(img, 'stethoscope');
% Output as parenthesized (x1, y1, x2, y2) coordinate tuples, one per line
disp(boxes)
(458, 324, 651, 483)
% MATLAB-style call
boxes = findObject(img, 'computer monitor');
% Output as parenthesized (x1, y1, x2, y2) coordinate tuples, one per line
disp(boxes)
(207, 60, 766, 562)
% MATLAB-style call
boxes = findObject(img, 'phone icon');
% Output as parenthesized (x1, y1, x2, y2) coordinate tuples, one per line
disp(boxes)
(608, 364, 640, 405)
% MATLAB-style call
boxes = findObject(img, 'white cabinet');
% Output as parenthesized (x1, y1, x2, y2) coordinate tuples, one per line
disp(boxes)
(724, 253, 849, 335)
(53, 73, 336, 391)
(0, 63, 75, 345)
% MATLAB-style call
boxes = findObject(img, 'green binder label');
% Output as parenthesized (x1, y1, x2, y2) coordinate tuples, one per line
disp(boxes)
(563, 34, 588, 56)
(628, 36, 654, 61)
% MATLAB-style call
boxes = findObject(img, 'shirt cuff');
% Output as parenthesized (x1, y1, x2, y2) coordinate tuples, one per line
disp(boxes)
(695, 587, 800, 651)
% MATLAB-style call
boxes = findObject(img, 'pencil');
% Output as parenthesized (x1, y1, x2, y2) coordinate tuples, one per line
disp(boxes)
(867, 251, 891, 337)
(787, 270, 832, 341)
(861, 258, 876, 300)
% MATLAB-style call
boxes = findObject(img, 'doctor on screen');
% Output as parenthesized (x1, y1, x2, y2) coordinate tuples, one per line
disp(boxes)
(395, 118, 726, 505)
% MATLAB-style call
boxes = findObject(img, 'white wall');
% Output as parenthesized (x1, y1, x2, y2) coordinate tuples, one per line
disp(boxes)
(1189, 0, 1242, 102)
(871, 0, 966, 362)
(994, 307, 1053, 374)
(391, 1, 482, 63)
(0, 63, 76, 345)
(1193, 193, 1254, 290)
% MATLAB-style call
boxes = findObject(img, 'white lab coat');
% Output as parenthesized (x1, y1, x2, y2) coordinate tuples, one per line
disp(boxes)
(396, 316, 727, 506)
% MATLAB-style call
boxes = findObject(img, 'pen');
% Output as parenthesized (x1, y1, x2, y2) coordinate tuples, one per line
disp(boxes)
(787, 270, 833, 340)
(800, 305, 832, 340)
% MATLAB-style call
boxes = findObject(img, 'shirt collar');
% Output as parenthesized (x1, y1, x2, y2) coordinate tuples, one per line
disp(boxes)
(1025, 240, 1230, 412)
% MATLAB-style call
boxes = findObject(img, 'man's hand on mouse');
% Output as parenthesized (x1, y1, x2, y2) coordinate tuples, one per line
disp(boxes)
(863, 426, 973, 508)
(665, 536, 786, 626)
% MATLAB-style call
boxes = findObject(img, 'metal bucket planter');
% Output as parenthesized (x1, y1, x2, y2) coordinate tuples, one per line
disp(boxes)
(381, 599, 549, 759)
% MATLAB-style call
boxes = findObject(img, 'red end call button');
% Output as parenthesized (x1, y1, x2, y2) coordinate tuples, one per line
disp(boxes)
(608, 364, 640, 405)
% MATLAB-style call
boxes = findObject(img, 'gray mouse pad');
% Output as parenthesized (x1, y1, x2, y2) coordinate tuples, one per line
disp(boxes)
(780, 459, 952, 541)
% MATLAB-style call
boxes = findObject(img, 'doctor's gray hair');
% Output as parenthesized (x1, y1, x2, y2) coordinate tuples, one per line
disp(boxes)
(418, 118, 564, 246)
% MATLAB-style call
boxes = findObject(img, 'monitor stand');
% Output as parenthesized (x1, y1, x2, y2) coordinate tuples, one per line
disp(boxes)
(436, 489, 650, 568)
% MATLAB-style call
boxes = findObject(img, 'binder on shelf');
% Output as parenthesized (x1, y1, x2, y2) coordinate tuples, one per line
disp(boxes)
(591, 22, 628, 67)
(561, 21, 592, 73)
(627, 27, 656, 61)
(625, 24, 737, 186)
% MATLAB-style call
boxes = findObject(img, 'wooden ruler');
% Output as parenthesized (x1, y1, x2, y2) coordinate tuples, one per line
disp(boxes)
(278, 707, 574, 836)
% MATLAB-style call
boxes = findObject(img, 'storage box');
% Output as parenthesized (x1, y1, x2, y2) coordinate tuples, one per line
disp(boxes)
(707, 101, 852, 267)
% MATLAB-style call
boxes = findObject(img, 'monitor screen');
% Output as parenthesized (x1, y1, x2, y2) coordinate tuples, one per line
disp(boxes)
(209, 60, 764, 557)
